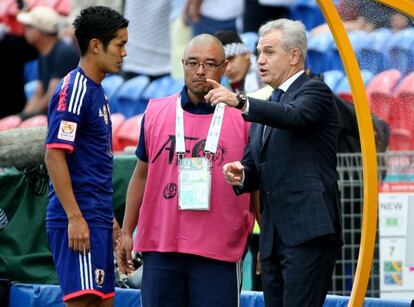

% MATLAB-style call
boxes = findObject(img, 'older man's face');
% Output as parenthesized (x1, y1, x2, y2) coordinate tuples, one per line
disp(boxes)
(256, 30, 295, 89)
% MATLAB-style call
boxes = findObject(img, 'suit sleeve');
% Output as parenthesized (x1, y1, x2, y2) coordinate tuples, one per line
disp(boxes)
(234, 128, 259, 194)
(245, 80, 335, 131)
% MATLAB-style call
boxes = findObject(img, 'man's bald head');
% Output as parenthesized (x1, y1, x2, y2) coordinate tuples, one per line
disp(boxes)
(182, 34, 227, 103)
(184, 34, 225, 61)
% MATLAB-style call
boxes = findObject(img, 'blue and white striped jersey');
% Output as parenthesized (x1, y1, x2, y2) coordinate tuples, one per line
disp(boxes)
(0, 208, 7, 230)
(45, 67, 114, 229)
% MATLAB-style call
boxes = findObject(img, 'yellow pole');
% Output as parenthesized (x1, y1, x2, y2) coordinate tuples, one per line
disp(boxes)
(376, 0, 414, 16)
(316, 1, 378, 306)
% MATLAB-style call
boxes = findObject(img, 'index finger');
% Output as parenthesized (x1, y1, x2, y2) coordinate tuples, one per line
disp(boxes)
(206, 78, 221, 89)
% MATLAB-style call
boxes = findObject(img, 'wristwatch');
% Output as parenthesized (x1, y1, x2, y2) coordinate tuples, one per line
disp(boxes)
(236, 93, 248, 110)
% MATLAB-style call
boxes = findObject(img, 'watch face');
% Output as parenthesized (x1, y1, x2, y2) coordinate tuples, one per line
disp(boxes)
(236, 93, 247, 109)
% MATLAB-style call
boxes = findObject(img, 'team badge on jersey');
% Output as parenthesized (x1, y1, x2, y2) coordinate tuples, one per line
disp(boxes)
(95, 268, 105, 286)
(57, 120, 77, 141)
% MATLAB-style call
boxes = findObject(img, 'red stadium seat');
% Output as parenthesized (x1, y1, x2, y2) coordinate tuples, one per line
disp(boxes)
(338, 92, 353, 103)
(26, 0, 71, 16)
(111, 113, 125, 152)
(0, 0, 24, 34)
(394, 72, 414, 132)
(366, 69, 402, 128)
(0, 115, 22, 131)
(19, 114, 47, 128)
(335, 70, 375, 104)
(388, 128, 413, 151)
(116, 114, 143, 151)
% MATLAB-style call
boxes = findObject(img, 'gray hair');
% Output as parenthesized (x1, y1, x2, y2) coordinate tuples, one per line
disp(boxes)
(259, 19, 307, 65)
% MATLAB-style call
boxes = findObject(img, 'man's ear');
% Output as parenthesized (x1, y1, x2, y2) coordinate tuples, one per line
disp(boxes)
(221, 59, 229, 70)
(290, 47, 301, 66)
(89, 38, 101, 54)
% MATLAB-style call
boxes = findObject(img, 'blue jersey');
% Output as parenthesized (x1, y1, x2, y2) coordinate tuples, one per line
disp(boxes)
(45, 67, 113, 229)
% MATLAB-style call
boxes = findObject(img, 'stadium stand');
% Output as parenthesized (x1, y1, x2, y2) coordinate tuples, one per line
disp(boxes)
(24, 80, 37, 101)
(110, 75, 150, 118)
(116, 114, 143, 151)
(102, 74, 124, 101)
(385, 28, 414, 75)
(141, 76, 183, 102)
(322, 70, 345, 92)
(289, 0, 325, 30)
(330, 30, 366, 73)
(366, 69, 402, 127)
(335, 69, 375, 103)
(356, 28, 392, 74)
(111, 113, 126, 152)
(388, 128, 413, 151)
(23, 59, 38, 83)
(307, 32, 334, 73)
(394, 72, 414, 133)
(240, 32, 259, 53)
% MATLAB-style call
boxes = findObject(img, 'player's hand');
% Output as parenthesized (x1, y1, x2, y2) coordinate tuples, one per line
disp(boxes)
(204, 79, 239, 107)
(223, 161, 244, 186)
(68, 215, 90, 254)
(112, 218, 122, 251)
(116, 233, 135, 274)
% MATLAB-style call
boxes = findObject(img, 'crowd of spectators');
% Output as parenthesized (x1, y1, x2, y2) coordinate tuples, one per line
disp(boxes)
(0, 0, 412, 121)
(0, 0, 413, 298)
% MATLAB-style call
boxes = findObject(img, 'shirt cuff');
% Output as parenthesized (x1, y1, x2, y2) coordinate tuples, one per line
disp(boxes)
(239, 170, 245, 188)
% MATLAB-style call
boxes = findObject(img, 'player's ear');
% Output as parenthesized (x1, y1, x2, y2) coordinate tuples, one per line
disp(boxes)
(89, 38, 101, 54)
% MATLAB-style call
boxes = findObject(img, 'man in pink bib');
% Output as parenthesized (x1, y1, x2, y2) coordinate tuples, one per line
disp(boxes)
(117, 34, 255, 307)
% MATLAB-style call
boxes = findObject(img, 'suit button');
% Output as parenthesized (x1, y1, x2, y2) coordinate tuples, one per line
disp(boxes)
(265, 191, 271, 196)
(261, 162, 266, 168)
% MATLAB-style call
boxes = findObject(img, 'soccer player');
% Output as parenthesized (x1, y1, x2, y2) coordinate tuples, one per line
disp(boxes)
(44, 6, 128, 307)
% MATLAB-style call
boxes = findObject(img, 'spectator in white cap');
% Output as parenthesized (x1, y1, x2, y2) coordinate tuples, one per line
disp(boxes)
(17, 6, 79, 119)
(17, 6, 61, 34)
(215, 30, 263, 93)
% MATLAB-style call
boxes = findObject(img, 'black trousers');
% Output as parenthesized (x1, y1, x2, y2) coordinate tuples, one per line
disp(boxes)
(261, 234, 338, 307)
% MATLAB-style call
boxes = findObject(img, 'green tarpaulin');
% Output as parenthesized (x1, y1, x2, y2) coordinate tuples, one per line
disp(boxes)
(0, 155, 136, 284)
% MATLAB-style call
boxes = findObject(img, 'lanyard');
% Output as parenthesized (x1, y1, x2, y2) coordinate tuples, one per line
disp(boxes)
(175, 95, 225, 158)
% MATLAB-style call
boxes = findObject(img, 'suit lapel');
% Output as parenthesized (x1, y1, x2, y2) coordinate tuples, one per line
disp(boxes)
(260, 94, 272, 150)
(260, 73, 310, 151)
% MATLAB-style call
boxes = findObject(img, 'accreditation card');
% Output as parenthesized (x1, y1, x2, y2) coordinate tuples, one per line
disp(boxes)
(178, 157, 211, 210)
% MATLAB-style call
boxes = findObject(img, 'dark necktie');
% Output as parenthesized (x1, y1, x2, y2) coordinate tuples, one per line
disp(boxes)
(262, 89, 284, 143)
(271, 88, 284, 103)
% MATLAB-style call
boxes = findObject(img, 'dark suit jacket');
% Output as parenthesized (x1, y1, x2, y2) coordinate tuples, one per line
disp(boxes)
(239, 73, 342, 260)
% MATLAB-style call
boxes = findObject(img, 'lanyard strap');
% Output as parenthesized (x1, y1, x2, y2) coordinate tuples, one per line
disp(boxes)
(175, 95, 225, 156)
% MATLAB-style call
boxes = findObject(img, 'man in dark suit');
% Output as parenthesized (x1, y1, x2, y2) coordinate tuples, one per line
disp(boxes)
(205, 19, 342, 306)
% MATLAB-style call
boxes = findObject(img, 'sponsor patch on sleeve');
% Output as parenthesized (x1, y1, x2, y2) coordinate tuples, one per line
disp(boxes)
(57, 120, 77, 142)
